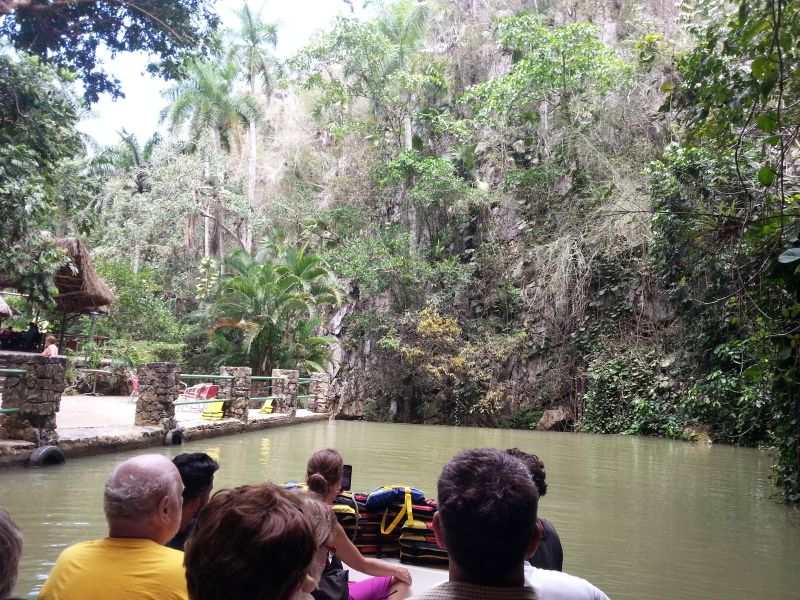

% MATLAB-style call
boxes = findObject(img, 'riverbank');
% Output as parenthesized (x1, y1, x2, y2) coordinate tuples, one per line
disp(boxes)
(0, 394, 329, 468)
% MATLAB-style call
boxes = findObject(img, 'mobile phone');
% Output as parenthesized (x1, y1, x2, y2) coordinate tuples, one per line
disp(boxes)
(341, 464, 352, 491)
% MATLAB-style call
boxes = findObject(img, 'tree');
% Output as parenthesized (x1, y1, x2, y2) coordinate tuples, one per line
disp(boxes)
(162, 58, 261, 258)
(0, 0, 220, 103)
(465, 15, 631, 128)
(652, 0, 800, 501)
(0, 53, 89, 302)
(210, 245, 340, 374)
(229, 3, 281, 253)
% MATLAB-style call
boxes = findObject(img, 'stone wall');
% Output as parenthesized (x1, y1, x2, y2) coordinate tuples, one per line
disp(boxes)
(0, 351, 65, 445)
(271, 369, 298, 414)
(220, 366, 250, 422)
(134, 363, 178, 430)
(309, 372, 331, 413)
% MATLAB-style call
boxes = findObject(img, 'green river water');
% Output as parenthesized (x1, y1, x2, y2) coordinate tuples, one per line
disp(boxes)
(1, 421, 799, 599)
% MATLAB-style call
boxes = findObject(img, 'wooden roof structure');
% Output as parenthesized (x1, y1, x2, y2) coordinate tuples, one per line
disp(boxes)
(0, 238, 115, 314)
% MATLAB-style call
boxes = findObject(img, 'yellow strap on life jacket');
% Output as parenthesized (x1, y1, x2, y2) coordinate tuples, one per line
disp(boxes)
(380, 487, 415, 535)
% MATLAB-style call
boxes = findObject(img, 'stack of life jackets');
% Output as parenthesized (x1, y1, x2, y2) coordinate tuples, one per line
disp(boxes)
(286, 481, 450, 568)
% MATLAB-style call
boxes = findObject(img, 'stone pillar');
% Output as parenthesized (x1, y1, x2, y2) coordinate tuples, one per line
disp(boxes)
(134, 362, 178, 430)
(309, 372, 331, 413)
(271, 369, 298, 414)
(0, 351, 65, 445)
(220, 366, 250, 423)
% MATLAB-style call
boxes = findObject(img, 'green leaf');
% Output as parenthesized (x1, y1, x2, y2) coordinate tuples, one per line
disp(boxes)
(751, 56, 772, 80)
(660, 81, 674, 93)
(757, 165, 776, 186)
(778, 248, 800, 264)
(756, 112, 777, 133)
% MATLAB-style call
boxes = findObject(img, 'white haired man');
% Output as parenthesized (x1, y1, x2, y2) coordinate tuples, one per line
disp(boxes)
(40, 454, 187, 600)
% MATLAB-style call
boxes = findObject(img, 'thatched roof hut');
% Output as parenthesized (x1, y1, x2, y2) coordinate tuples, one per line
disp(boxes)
(51, 239, 115, 313)
(0, 295, 12, 318)
(0, 238, 115, 314)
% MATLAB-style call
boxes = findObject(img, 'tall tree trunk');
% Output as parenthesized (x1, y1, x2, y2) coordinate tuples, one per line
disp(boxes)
(132, 241, 140, 274)
(204, 205, 211, 259)
(403, 113, 413, 150)
(247, 118, 257, 255)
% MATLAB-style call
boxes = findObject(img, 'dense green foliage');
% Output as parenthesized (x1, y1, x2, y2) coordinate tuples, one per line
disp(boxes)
(0, 0, 220, 102)
(5, 0, 800, 502)
(189, 245, 340, 375)
(0, 54, 90, 303)
(93, 260, 184, 343)
(630, 0, 800, 500)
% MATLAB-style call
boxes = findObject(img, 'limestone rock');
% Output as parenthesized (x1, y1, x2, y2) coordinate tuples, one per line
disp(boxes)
(536, 406, 574, 431)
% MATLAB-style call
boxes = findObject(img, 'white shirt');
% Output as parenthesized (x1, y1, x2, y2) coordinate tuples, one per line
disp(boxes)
(524, 564, 610, 600)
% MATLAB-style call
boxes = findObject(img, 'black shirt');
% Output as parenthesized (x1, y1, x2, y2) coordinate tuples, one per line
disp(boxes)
(530, 517, 563, 571)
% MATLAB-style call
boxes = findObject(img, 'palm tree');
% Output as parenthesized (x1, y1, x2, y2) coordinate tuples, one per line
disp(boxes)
(378, 0, 428, 149)
(211, 246, 339, 375)
(162, 58, 261, 258)
(230, 4, 282, 253)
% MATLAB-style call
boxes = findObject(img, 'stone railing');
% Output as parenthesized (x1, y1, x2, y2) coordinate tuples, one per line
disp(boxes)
(271, 369, 299, 414)
(220, 366, 250, 423)
(0, 350, 66, 445)
(134, 362, 178, 430)
(309, 372, 331, 413)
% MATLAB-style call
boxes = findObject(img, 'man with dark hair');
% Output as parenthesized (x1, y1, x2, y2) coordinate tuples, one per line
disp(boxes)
(505, 447, 563, 571)
(412, 448, 540, 599)
(184, 483, 317, 600)
(167, 452, 219, 551)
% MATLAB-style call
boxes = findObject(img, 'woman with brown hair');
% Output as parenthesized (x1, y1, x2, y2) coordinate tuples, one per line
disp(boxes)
(185, 482, 317, 600)
(306, 449, 412, 600)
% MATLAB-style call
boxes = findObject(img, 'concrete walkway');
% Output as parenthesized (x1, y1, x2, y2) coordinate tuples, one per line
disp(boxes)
(1, 393, 328, 467)
(54, 394, 324, 440)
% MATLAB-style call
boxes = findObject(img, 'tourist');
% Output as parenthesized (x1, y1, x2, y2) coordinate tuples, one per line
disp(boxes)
(0, 509, 23, 600)
(523, 562, 609, 600)
(166, 452, 219, 550)
(306, 448, 412, 600)
(39, 454, 187, 600)
(506, 448, 563, 571)
(286, 491, 340, 600)
(40, 335, 58, 357)
(184, 483, 317, 600)
(411, 448, 539, 600)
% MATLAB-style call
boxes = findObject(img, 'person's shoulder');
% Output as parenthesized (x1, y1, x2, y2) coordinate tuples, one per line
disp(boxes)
(411, 582, 537, 600)
(55, 538, 103, 560)
(526, 566, 609, 600)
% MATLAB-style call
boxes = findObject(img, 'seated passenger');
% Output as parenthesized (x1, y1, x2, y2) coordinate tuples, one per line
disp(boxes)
(184, 483, 317, 600)
(1, 509, 23, 600)
(506, 449, 609, 599)
(306, 448, 412, 600)
(411, 448, 539, 600)
(39, 454, 187, 600)
(286, 491, 340, 600)
(505, 448, 563, 571)
(166, 452, 219, 550)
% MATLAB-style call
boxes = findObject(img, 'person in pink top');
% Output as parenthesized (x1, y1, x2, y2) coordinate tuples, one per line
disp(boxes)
(40, 335, 58, 357)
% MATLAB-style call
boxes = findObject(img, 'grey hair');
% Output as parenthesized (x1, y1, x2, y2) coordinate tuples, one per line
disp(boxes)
(104, 466, 179, 521)
(0, 509, 23, 599)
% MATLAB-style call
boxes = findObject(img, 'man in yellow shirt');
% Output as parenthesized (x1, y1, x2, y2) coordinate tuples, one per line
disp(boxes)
(40, 454, 187, 600)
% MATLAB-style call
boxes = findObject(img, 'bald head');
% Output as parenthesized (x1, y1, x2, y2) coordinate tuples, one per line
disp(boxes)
(104, 454, 183, 543)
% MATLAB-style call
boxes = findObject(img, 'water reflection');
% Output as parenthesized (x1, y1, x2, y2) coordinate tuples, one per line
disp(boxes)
(1, 421, 799, 599)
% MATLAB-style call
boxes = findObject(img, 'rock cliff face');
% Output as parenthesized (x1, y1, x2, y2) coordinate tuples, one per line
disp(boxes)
(324, 1, 682, 424)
